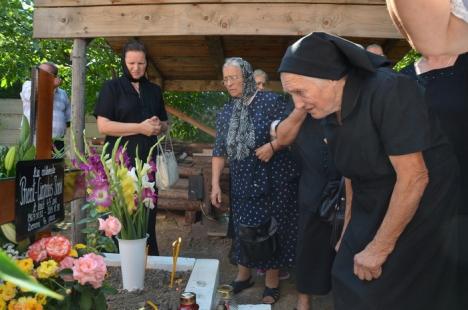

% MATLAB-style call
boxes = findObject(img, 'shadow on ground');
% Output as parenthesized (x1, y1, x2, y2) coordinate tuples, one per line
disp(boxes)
(156, 211, 334, 310)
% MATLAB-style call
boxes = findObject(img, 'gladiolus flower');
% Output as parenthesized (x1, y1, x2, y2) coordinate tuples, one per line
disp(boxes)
(88, 186, 112, 210)
(117, 167, 136, 213)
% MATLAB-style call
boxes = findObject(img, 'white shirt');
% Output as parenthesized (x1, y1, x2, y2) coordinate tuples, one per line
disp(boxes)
(452, 0, 468, 23)
(20, 81, 71, 138)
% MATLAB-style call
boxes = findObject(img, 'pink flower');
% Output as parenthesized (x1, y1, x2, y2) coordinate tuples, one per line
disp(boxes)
(59, 256, 75, 281)
(45, 235, 72, 262)
(27, 237, 50, 262)
(98, 216, 122, 237)
(72, 253, 107, 288)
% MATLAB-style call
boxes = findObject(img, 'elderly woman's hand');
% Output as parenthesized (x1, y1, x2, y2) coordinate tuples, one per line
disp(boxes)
(255, 143, 274, 162)
(210, 184, 223, 208)
(353, 242, 392, 281)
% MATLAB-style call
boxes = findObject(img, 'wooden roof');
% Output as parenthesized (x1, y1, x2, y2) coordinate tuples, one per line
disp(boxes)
(33, 0, 410, 91)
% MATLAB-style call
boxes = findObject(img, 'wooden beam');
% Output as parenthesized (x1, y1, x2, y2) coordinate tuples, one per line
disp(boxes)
(132, 36, 165, 86)
(147, 58, 164, 87)
(35, 1, 388, 7)
(33, 3, 401, 39)
(205, 36, 225, 79)
(70, 38, 88, 244)
(165, 105, 216, 137)
(163, 79, 283, 92)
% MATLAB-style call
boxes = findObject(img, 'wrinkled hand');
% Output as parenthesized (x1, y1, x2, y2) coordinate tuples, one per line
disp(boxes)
(210, 185, 222, 208)
(255, 143, 274, 162)
(140, 116, 162, 136)
(353, 242, 391, 281)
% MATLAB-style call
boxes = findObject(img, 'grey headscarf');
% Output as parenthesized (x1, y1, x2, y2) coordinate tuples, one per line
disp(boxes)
(225, 57, 257, 161)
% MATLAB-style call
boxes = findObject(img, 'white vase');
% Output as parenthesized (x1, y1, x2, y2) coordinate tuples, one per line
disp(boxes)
(117, 234, 148, 291)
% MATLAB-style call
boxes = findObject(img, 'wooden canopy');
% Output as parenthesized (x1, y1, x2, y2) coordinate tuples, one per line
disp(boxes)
(33, 0, 410, 92)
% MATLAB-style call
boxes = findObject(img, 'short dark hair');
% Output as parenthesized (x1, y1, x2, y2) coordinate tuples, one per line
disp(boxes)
(122, 40, 147, 58)
(40, 62, 59, 76)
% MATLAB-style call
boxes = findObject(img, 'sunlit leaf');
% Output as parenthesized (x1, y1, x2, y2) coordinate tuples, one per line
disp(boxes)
(0, 250, 64, 300)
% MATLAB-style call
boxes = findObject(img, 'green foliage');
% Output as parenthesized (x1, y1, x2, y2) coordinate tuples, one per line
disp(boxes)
(0, 0, 121, 114)
(78, 203, 118, 254)
(393, 49, 421, 72)
(164, 91, 228, 142)
(0, 250, 64, 300)
(1, 0, 227, 142)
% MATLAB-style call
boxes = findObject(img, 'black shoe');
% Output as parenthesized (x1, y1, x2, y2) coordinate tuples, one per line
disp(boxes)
(231, 276, 254, 294)
(262, 286, 280, 304)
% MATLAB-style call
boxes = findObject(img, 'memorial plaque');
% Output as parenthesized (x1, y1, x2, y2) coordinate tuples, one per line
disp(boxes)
(15, 159, 64, 240)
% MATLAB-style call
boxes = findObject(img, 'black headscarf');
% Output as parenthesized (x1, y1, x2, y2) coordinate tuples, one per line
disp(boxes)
(278, 32, 390, 79)
(121, 46, 148, 83)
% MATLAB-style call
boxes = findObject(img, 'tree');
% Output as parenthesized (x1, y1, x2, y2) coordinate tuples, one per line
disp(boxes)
(0, 0, 225, 142)
(0, 0, 121, 113)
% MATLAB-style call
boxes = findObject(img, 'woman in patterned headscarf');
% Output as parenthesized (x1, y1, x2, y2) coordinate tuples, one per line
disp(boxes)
(211, 57, 299, 304)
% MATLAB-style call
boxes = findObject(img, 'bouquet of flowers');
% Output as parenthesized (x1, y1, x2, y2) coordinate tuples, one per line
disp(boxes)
(1, 235, 115, 310)
(73, 137, 162, 240)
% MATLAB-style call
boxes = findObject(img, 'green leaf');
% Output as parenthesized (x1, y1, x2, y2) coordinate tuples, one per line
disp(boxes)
(94, 292, 107, 310)
(100, 283, 118, 295)
(79, 290, 93, 310)
(77, 217, 97, 225)
(80, 227, 97, 234)
(0, 250, 63, 300)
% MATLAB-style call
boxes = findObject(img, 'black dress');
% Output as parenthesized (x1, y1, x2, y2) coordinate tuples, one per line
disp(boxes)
(291, 115, 340, 295)
(213, 91, 299, 269)
(94, 76, 168, 255)
(402, 53, 468, 309)
(324, 68, 459, 309)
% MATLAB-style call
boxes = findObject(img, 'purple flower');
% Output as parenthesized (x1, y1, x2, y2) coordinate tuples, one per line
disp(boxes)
(88, 185, 112, 209)
(141, 187, 158, 209)
(147, 160, 157, 182)
(115, 146, 132, 169)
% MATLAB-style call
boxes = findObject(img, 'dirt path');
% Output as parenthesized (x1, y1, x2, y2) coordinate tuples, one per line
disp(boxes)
(155, 211, 334, 310)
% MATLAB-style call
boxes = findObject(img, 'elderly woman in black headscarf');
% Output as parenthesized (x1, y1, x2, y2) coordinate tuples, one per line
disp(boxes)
(211, 57, 298, 304)
(94, 40, 168, 255)
(278, 32, 459, 309)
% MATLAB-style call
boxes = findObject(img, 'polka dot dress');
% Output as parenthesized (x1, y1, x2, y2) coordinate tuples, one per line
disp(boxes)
(213, 91, 299, 269)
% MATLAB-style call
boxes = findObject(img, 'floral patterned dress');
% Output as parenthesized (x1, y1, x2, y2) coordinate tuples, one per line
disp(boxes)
(213, 91, 299, 269)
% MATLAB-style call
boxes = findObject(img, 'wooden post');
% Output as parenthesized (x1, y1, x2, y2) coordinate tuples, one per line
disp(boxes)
(35, 69, 55, 159)
(70, 38, 88, 244)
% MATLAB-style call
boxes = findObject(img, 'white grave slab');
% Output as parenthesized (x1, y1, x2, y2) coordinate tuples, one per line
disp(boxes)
(103, 254, 219, 309)
(239, 305, 272, 310)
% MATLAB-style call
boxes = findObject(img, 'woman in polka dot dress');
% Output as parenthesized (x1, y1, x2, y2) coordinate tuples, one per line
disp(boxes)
(211, 57, 299, 305)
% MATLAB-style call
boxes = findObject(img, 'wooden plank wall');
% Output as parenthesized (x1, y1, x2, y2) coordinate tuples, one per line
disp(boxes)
(0, 99, 103, 147)
(0, 99, 22, 146)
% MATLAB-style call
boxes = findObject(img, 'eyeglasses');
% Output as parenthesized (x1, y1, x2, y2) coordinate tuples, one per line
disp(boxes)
(222, 75, 241, 85)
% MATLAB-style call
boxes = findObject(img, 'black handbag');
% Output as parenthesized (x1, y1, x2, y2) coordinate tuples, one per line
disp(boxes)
(238, 216, 279, 263)
(319, 177, 346, 246)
